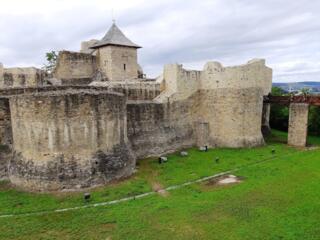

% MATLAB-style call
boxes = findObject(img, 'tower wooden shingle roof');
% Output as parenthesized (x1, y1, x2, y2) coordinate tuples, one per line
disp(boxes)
(90, 23, 141, 49)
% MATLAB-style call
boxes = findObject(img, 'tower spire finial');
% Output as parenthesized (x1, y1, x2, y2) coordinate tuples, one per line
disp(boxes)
(112, 9, 115, 24)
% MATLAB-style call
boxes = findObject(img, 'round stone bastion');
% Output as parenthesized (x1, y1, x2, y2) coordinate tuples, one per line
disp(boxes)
(8, 90, 135, 191)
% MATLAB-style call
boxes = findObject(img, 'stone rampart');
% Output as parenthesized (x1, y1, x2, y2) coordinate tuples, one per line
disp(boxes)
(0, 63, 3, 88)
(8, 90, 135, 191)
(153, 59, 272, 149)
(54, 51, 97, 84)
(0, 98, 12, 147)
(0, 84, 161, 101)
(196, 88, 265, 147)
(0, 98, 12, 180)
(1, 67, 45, 88)
(127, 95, 196, 158)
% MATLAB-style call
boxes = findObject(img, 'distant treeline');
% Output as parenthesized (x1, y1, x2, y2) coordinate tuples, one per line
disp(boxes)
(270, 87, 320, 135)
(273, 82, 320, 93)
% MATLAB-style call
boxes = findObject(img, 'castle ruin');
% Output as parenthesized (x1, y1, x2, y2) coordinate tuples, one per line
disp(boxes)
(0, 23, 272, 191)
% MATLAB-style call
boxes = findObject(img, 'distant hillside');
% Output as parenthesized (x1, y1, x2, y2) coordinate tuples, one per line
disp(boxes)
(273, 82, 320, 93)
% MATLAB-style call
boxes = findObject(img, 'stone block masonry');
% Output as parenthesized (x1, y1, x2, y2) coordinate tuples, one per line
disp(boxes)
(127, 96, 196, 158)
(96, 46, 139, 81)
(288, 103, 309, 147)
(0, 98, 12, 146)
(261, 103, 271, 136)
(53, 51, 97, 85)
(0, 98, 12, 180)
(0, 21, 274, 191)
(8, 90, 135, 191)
(0, 63, 3, 88)
(1, 67, 45, 88)
(0, 59, 273, 191)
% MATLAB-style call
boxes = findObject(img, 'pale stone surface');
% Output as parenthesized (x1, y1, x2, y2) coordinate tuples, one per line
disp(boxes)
(288, 103, 309, 147)
(96, 46, 139, 81)
(261, 103, 271, 136)
(194, 121, 209, 147)
(0, 99, 12, 146)
(196, 88, 265, 147)
(151, 59, 272, 149)
(0, 63, 3, 88)
(8, 90, 135, 191)
(1, 67, 45, 88)
(0, 22, 276, 191)
(201, 59, 272, 95)
(80, 39, 99, 54)
(162, 64, 201, 100)
(53, 51, 97, 84)
(127, 97, 195, 158)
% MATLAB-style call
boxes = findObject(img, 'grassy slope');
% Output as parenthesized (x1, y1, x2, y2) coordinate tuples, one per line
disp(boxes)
(0, 130, 319, 239)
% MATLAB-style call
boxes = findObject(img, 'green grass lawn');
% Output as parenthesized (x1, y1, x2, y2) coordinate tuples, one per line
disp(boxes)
(0, 130, 319, 239)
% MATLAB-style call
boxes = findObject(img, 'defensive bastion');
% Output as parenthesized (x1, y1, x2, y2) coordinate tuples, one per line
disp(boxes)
(0, 23, 272, 191)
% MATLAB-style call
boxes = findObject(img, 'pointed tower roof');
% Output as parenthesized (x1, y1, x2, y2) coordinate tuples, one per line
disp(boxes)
(91, 23, 141, 49)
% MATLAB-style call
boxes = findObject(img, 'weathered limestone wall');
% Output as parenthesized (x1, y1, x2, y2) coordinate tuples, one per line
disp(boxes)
(8, 90, 135, 191)
(153, 59, 272, 149)
(80, 40, 99, 54)
(1, 67, 45, 88)
(288, 103, 309, 147)
(0, 98, 12, 180)
(261, 103, 271, 136)
(196, 88, 265, 147)
(162, 64, 201, 101)
(127, 96, 196, 158)
(0, 84, 161, 101)
(90, 81, 161, 100)
(97, 46, 139, 81)
(0, 63, 3, 88)
(0, 98, 12, 146)
(195, 59, 271, 147)
(201, 59, 272, 95)
(54, 51, 97, 85)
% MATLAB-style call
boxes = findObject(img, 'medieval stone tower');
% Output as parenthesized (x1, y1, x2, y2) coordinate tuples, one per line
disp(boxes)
(91, 22, 141, 81)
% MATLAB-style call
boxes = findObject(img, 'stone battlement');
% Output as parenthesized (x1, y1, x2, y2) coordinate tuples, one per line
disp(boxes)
(0, 23, 273, 191)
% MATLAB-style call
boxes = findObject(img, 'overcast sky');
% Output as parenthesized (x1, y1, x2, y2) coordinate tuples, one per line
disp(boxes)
(0, 0, 319, 82)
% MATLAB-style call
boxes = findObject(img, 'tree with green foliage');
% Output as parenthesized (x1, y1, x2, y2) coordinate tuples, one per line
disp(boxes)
(308, 106, 320, 136)
(43, 51, 58, 73)
(269, 86, 320, 136)
(300, 87, 311, 96)
(269, 87, 289, 131)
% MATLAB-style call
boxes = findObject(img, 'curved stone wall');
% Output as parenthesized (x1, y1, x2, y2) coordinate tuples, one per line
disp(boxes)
(8, 90, 135, 191)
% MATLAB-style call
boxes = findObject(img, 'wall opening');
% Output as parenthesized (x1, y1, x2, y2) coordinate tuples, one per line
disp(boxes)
(123, 64, 126, 71)
(307, 105, 320, 146)
(269, 103, 289, 143)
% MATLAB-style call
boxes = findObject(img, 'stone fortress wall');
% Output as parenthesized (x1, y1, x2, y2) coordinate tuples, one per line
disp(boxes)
(96, 46, 140, 81)
(53, 51, 97, 85)
(0, 58, 272, 191)
(127, 59, 272, 158)
(0, 64, 45, 88)
(0, 98, 11, 146)
(0, 23, 273, 191)
(8, 90, 135, 191)
(0, 57, 272, 190)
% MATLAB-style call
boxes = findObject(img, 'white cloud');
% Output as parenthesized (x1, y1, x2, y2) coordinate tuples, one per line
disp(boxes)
(0, 0, 319, 82)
